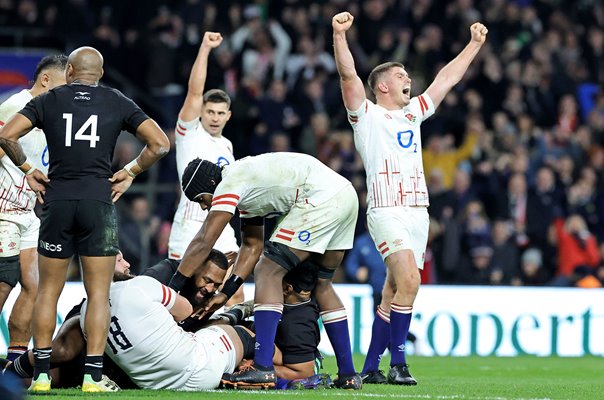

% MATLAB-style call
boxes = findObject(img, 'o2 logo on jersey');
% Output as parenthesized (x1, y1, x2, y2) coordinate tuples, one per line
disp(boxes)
(216, 156, 230, 167)
(41, 145, 49, 167)
(397, 130, 417, 153)
(298, 230, 311, 245)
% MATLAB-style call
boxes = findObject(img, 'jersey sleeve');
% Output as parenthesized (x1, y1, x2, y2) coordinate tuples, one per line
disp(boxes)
(346, 99, 370, 127)
(118, 93, 150, 134)
(210, 178, 245, 215)
(410, 92, 436, 122)
(175, 118, 200, 140)
(17, 96, 44, 128)
(134, 276, 177, 310)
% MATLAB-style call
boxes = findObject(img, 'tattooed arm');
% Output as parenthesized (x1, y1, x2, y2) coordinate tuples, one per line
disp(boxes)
(0, 113, 32, 168)
(0, 113, 49, 202)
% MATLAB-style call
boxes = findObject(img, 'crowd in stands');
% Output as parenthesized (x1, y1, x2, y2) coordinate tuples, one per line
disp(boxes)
(2, 0, 604, 288)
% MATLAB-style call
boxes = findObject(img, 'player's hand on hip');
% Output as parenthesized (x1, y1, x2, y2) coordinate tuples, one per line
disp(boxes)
(194, 292, 228, 319)
(26, 170, 49, 204)
(470, 22, 488, 45)
(202, 31, 223, 49)
(332, 12, 354, 33)
(109, 169, 134, 203)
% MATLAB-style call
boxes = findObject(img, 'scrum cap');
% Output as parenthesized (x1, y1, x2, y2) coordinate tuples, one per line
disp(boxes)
(182, 158, 223, 200)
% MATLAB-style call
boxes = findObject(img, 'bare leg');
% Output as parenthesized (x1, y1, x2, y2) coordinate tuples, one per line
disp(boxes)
(80, 255, 115, 357)
(8, 248, 39, 347)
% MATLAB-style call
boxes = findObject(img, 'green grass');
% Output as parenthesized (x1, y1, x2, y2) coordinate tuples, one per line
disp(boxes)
(25, 354, 604, 399)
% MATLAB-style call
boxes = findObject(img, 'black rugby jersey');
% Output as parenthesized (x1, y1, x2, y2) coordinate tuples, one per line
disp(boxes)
(19, 83, 148, 203)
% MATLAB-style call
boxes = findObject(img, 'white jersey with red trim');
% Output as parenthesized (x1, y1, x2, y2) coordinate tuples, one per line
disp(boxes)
(0, 89, 48, 214)
(80, 276, 199, 390)
(173, 118, 234, 223)
(210, 152, 350, 219)
(347, 93, 436, 208)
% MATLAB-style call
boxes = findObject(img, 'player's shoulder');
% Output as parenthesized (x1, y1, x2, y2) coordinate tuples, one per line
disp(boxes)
(0, 89, 31, 112)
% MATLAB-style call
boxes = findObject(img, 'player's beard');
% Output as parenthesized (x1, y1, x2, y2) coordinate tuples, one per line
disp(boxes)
(113, 271, 135, 282)
(189, 291, 213, 309)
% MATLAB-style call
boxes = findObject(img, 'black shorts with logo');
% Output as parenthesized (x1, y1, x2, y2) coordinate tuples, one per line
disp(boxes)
(38, 199, 118, 258)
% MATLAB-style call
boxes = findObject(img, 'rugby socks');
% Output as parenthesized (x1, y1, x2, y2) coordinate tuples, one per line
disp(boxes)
(321, 307, 356, 376)
(253, 304, 283, 369)
(7, 345, 28, 362)
(7, 350, 34, 378)
(32, 347, 52, 380)
(390, 304, 413, 366)
(362, 305, 390, 374)
(84, 355, 104, 382)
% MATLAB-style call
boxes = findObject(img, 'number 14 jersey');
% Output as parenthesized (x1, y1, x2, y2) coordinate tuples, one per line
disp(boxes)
(19, 83, 149, 204)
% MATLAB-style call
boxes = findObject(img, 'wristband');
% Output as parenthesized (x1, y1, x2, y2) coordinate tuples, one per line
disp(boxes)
(18, 158, 36, 175)
(123, 159, 141, 178)
(221, 275, 244, 298)
(168, 270, 188, 292)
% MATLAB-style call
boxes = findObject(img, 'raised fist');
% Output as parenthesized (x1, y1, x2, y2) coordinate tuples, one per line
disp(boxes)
(332, 12, 354, 34)
(202, 31, 223, 49)
(470, 23, 488, 45)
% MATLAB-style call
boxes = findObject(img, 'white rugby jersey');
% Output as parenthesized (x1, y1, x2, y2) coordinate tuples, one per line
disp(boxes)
(0, 89, 48, 213)
(173, 118, 235, 223)
(80, 276, 200, 390)
(348, 93, 436, 208)
(210, 152, 351, 218)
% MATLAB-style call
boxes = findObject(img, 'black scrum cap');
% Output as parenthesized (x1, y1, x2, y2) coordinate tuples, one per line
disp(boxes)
(182, 158, 223, 201)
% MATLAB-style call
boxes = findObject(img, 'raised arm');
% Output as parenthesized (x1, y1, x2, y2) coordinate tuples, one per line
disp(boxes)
(332, 12, 366, 111)
(426, 23, 488, 108)
(179, 32, 223, 122)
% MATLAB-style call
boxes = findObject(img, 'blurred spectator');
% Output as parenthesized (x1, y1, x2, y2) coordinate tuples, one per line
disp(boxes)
(512, 248, 549, 286)
(551, 215, 601, 286)
(119, 197, 161, 273)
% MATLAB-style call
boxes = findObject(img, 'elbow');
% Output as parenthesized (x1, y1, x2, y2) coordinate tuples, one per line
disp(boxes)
(151, 135, 171, 158)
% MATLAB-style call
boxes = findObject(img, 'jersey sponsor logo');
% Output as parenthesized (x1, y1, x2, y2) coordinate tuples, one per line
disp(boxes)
(298, 230, 311, 245)
(216, 156, 230, 167)
(397, 130, 415, 150)
(74, 91, 91, 100)
(39, 240, 62, 252)
(42, 146, 49, 167)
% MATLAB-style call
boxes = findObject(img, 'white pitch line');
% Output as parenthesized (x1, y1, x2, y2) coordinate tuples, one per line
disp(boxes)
(208, 391, 554, 400)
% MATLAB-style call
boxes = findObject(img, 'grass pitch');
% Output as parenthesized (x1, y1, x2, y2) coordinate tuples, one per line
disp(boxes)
(25, 354, 604, 399)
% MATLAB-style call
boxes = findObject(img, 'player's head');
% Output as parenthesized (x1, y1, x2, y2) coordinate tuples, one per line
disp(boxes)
(190, 249, 229, 308)
(368, 61, 411, 107)
(182, 158, 223, 210)
(32, 54, 68, 93)
(200, 89, 232, 136)
(66, 46, 104, 84)
(282, 261, 318, 303)
(113, 251, 134, 281)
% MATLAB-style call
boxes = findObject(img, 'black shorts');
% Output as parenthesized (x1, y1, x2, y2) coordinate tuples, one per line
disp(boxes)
(38, 200, 118, 258)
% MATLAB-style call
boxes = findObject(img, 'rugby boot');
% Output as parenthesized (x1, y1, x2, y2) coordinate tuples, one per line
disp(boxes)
(28, 373, 51, 392)
(387, 364, 417, 385)
(333, 373, 363, 390)
(221, 361, 276, 390)
(81, 374, 120, 392)
(361, 370, 387, 384)
(286, 373, 332, 390)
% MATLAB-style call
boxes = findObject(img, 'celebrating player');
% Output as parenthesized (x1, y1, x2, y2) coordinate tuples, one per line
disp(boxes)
(0, 46, 170, 392)
(170, 152, 362, 389)
(0, 54, 67, 364)
(332, 11, 488, 384)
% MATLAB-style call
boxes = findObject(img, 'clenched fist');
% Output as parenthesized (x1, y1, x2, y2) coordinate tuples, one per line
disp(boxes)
(469, 23, 488, 45)
(202, 31, 223, 49)
(332, 12, 354, 34)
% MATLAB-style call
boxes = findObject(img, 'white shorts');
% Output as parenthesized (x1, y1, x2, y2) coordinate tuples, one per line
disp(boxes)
(168, 218, 239, 260)
(271, 184, 358, 253)
(184, 326, 237, 390)
(367, 206, 429, 269)
(0, 211, 40, 256)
